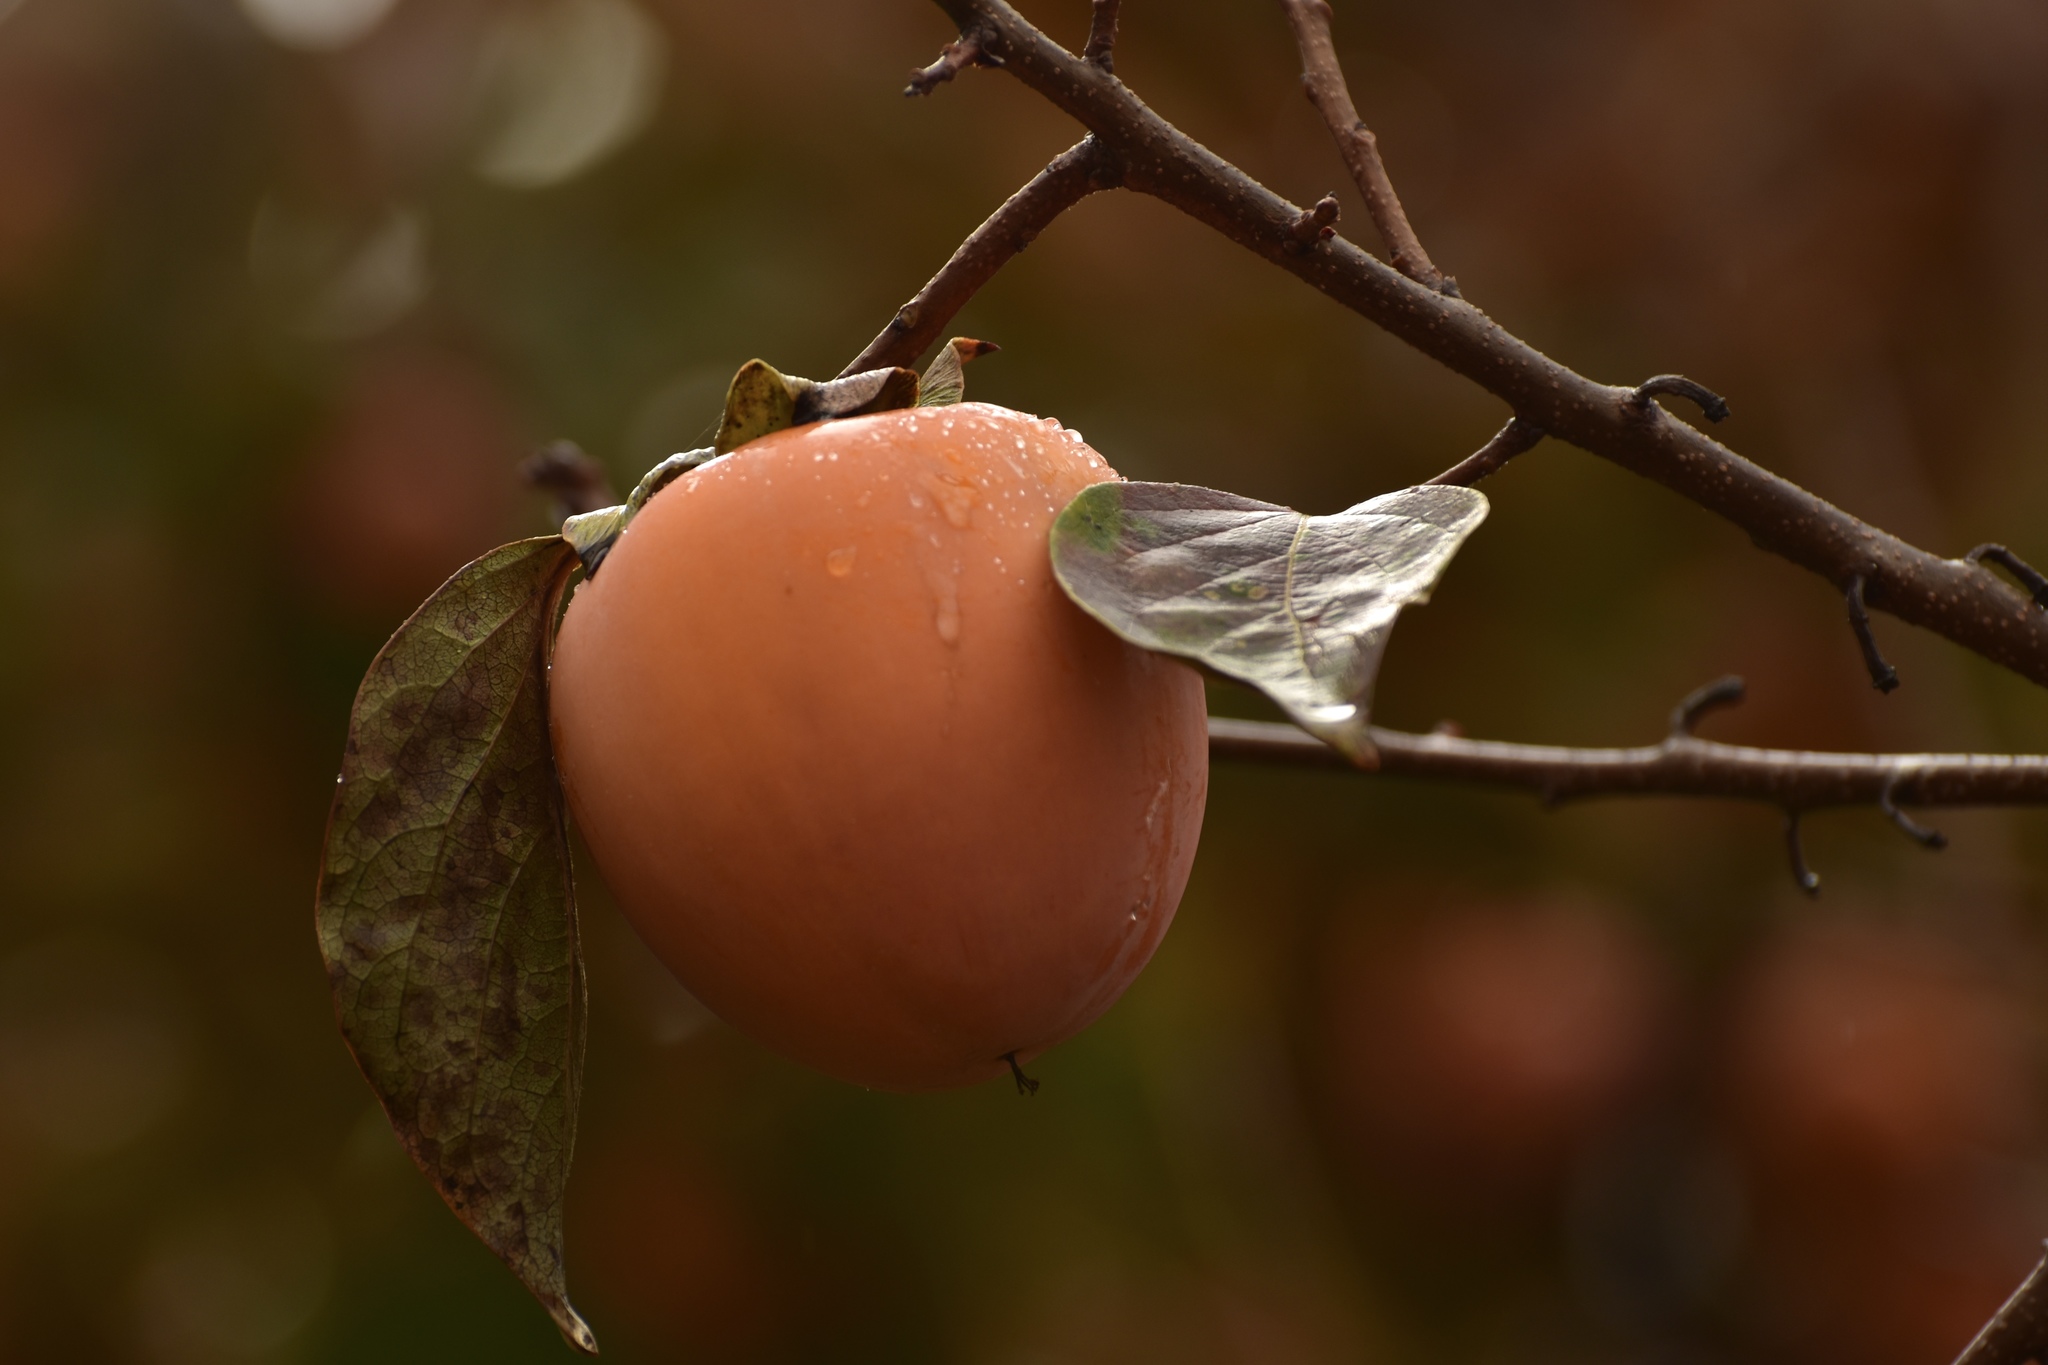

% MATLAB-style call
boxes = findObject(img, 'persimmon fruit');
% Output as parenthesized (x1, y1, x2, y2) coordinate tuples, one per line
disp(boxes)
(548, 403, 1210, 1091)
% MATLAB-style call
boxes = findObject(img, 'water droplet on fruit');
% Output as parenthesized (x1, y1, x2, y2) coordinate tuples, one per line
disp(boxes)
(931, 480, 974, 528)
(826, 547, 857, 577)
(909, 490, 928, 510)
(931, 574, 961, 645)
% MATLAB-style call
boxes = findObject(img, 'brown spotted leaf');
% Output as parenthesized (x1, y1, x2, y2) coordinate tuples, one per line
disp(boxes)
(316, 536, 596, 1355)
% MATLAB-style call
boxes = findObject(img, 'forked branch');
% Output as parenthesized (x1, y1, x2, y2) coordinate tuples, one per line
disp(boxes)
(916, 0, 2048, 691)
(1274, 0, 1451, 293)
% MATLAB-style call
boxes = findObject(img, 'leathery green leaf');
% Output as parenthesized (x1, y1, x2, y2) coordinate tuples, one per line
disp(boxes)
(316, 536, 597, 1355)
(1050, 482, 1488, 765)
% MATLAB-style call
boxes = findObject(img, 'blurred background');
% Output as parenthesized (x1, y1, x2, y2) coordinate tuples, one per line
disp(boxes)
(3, 0, 2048, 1360)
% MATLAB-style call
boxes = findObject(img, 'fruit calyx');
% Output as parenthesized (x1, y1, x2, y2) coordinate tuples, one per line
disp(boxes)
(562, 339, 997, 575)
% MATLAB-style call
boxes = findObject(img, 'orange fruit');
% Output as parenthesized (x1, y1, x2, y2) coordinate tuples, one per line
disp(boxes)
(549, 403, 1209, 1090)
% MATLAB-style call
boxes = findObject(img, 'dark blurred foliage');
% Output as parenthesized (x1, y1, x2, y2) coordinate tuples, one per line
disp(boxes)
(3, 0, 2048, 1360)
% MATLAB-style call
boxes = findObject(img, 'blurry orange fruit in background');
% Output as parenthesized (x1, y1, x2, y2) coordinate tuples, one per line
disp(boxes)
(291, 346, 523, 620)
(1723, 920, 2041, 1365)
(1320, 895, 1667, 1201)
(573, 1138, 779, 1361)
(1727, 921, 2033, 1187)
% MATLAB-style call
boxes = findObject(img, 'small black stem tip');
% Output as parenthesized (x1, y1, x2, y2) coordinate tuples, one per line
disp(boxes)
(1002, 1052, 1040, 1098)
(1669, 674, 1746, 738)
(1784, 810, 1821, 897)
(1966, 544, 2048, 609)
(1631, 374, 1731, 423)
(1845, 574, 1901, 693)
(1880, 772, 1949, 850)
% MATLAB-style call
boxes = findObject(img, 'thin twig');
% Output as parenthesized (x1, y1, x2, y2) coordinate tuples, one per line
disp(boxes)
(1631, 374, 1730, 423)
(1083, 0, 1120, 70)
(1954, 1248, 2048, 1365)
(1426, 416, 1544, 487)
(1880, 770, 1949, 849)
(1784, 811, 1821, 896)
(1205, 715, 2048, 809)
(1273, 0, 1451, 293)
(1669, 675, 1746, 737)
(905, 34, 1000, 97)
(1968, 544, 2048, 609)
(918, 0, 2048, 691)
(1846, 573, 1901, 693)
(841, 138, 1118, 377)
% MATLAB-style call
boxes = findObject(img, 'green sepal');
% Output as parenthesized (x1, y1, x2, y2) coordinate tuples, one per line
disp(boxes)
(561, 445, 718, 574)
(917, 337, 1000, 407)
(713, 358, 920, 454)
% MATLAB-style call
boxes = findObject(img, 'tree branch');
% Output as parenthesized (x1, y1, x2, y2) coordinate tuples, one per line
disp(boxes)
(1274, 0, 1451, 293)
(1953, 1249, 2048, 1365)
(1207, 716, 2048, 810)
(1083, 0, 1120, 71)
(905, 34, 1001, 97)
(1426, 416, 1544, 487)
(919, 0, 2048, 691)
(841, 137, 1120, 377)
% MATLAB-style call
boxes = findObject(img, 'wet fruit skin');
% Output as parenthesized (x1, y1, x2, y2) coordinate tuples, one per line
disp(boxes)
(549, 403, 1210, 1091)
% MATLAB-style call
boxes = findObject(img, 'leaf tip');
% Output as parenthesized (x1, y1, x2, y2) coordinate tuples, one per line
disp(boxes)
(551, 1300, 600, 1355)
(917, 336, 999, 407)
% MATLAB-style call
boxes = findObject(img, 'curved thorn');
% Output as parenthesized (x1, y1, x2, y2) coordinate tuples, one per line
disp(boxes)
(1846, 574, 1901, 693)
(1880, 770, 1949, 850)
(1784, 810, 1821, 897)
(1966, 543, 2048, 609)
(1669, 675, 1746, 738)
(1631, 374, 1731, 423)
